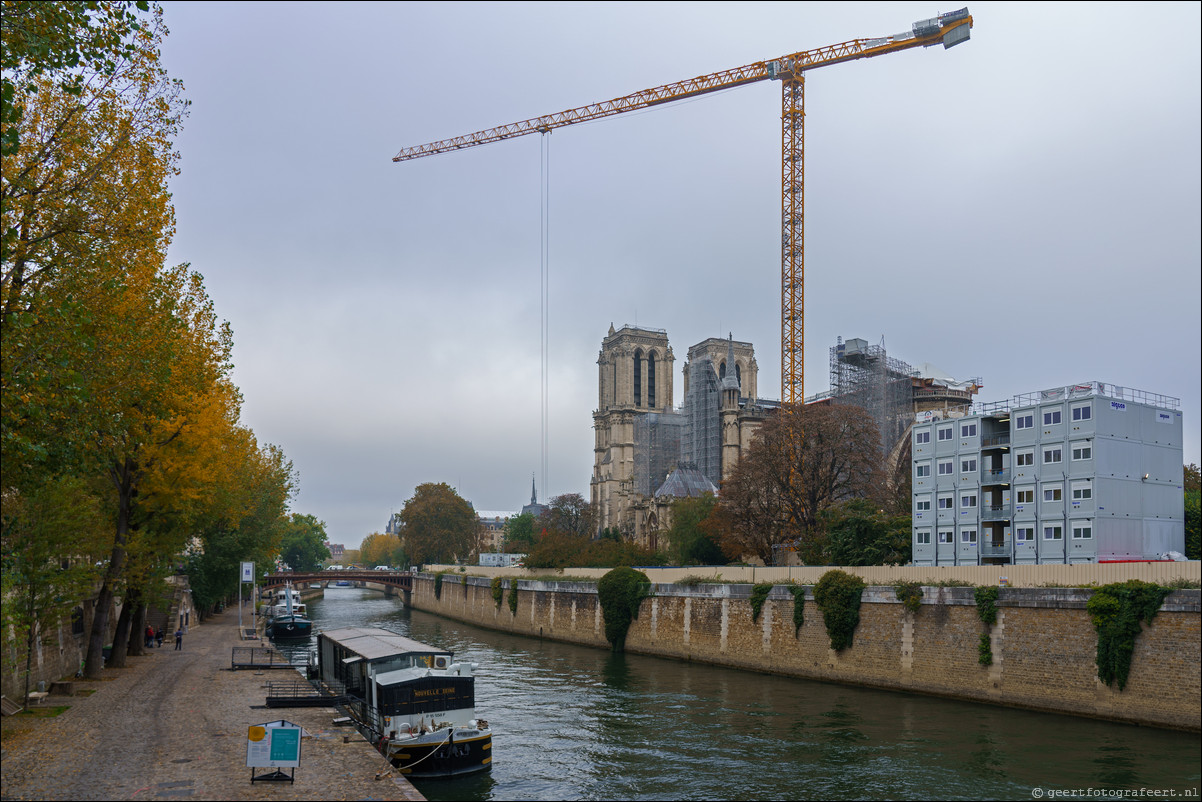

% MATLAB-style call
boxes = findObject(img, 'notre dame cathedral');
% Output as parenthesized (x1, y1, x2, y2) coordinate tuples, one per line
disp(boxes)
(589, 324, 777, 548)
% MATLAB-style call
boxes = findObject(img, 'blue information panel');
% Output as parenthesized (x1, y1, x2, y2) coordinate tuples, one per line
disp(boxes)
(247, 721, 302, 768)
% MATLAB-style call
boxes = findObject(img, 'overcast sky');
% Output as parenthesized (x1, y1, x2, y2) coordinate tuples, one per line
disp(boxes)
(158, 2, 1201, 549)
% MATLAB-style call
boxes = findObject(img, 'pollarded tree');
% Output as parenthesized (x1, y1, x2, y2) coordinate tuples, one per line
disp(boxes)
(399, 483, 477, 565)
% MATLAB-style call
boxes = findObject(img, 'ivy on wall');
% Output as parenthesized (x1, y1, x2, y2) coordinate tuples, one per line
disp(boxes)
(749, 583, 773, 622)
(491, 577, 504, 608)
(597, 567, 651, 652)
(1087, 580, 1172, 690)
(788, 585, 806, 635)
(508, 580, 519, 615)
(974, 586, 1000, 665)
(813, 570, 866, 651)
(433, 571, 445, 600)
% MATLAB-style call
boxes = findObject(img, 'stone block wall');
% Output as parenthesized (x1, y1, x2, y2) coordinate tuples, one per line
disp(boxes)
(410, 574, 1200, 731)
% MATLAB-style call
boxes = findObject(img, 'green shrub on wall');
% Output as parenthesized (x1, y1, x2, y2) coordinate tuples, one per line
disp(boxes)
(813, 570, 866, 651)
(978, 632, 993, 665)
(749, 583, 773, 622)
(787, 585, 806, 635)
(507, 580, 519, 615)
(433, 571, 445, 600)
(1087, 580, 1172, 690)
(597, 567, 651, 652)
(893, 581, 923, 614)
(491, 577, 504, 608)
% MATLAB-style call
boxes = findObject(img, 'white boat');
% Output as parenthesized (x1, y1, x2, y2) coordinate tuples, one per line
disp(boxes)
(316, 627, 492, 778)
(262, 587, 307, 618)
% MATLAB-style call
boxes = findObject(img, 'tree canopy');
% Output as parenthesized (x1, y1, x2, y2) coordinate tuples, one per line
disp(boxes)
(279, 513, 330, 572)
(711, 403, 885, 564)
(399, 483, 477, 565)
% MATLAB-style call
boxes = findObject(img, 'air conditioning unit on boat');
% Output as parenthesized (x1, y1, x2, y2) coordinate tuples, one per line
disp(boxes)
(434, 656, 449, 669)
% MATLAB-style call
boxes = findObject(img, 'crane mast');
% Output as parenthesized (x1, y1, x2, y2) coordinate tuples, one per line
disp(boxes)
(393, 9, 973, 405)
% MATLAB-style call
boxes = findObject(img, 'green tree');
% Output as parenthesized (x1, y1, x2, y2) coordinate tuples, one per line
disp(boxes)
(821, 499, 912, 566)
(0, 476, 107, 703)
(279, 513, 330, 572)
(399, 482, 476, 565)
(667, 493, 723, 565)
(1, 0, 156, 158)
(503, 512, 536, 552)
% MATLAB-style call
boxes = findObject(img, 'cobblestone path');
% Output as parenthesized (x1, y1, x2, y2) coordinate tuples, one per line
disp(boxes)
(1, 608, 423, 801)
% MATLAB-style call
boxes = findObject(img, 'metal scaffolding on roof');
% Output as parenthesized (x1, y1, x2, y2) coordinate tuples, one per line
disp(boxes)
(829, 337, 918, 456)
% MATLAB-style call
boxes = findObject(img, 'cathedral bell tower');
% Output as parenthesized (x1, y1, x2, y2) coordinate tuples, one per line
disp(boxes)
(591, 324, 674, 534)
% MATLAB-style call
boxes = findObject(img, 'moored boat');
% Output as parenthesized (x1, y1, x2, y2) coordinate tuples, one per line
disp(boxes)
(316, 626, 492, 778)
(266, 582, 311, 639)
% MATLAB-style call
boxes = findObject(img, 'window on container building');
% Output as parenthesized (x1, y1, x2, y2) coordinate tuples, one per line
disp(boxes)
(937, 425, 953, 441)
(1015, 413, 1034, 430)
(1043, 408, 1062, 425)
(1071, 404, 1091, 422)
(1072, 441, 1092, 461)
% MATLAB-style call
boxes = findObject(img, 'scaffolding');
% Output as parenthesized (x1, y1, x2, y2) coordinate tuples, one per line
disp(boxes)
(634, 412, 685, 497)
(829, 337, 918, 456)
(681, 357, 722, 488)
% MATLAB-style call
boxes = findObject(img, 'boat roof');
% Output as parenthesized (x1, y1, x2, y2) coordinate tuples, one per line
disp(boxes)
(319, 627, 450, 661)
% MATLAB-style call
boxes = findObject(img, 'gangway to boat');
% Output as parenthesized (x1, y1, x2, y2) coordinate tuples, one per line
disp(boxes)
(265, 679, 346, 708)
(231, 646, 298, 671)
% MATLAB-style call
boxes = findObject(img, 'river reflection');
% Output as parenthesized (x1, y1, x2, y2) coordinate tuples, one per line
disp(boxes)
(295, 586, 1200, 802)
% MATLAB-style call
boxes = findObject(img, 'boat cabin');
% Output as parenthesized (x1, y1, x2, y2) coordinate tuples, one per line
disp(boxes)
(316, 627, 475, 722)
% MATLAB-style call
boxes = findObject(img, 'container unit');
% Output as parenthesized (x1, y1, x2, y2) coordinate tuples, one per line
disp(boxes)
(911, 382, 1183, 566)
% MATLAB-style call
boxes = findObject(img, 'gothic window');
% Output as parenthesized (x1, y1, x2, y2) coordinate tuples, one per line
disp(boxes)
(735, 362, 741, 387)
(719, 360, 726, 380)
(633, 349, 642, 407)
(648, 352, 656, 408)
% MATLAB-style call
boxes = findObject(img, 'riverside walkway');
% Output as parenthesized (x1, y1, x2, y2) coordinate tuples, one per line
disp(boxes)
(0, 608, 423, 801)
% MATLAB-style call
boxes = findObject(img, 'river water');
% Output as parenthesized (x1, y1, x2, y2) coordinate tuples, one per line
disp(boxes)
(281, 586, 1200, 801)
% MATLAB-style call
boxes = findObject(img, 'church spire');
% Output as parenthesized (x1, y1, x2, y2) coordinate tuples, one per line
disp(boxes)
(530, 473, 538, 505)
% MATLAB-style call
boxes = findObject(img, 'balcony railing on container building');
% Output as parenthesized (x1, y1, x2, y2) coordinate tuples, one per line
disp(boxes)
(981, 468, 1010, 485)
(980, 539, 1013, 559)
(980, 505, 1011, 522)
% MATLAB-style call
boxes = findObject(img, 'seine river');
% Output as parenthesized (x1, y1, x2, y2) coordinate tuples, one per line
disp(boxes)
(286, 586, 1200, 802)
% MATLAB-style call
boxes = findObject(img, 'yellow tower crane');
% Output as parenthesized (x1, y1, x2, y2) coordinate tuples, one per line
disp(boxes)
(393, 9, 973, 405)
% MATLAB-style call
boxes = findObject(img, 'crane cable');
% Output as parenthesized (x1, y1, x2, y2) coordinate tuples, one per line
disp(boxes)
(540, 132, 551, 500)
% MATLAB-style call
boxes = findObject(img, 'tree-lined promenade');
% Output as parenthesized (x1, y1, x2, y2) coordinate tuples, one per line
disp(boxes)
(1, 2, 325, 698)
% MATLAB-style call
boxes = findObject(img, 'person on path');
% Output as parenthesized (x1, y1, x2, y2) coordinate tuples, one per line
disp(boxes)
(174, 628, 183, 650)
(155, 628, 164, 648)
(145, 624, 155, 647)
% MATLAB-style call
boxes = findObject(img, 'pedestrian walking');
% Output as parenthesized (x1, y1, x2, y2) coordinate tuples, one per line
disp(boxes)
(174, 628, 183, 650)
(155, 628, 164, 648)
(145, 624, 155, 648)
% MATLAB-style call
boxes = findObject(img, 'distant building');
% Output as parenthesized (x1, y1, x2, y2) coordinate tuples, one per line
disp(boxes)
(327, 543, 345, 561)
(476, 509, 516, 554)
(911, 381, 1184, 565)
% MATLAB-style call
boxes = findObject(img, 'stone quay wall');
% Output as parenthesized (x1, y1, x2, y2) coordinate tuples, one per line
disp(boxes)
(410, 574, 1201, 732)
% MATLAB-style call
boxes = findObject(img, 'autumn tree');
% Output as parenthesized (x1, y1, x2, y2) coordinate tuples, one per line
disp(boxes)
(399, 483, 477, 565)
(541, 493, 596, 538)
(360, 531, 401, 568)
(714, 404, 885, 564)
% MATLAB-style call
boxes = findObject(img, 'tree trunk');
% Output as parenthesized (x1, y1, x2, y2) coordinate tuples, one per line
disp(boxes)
(84, 458, 135, 679)
(109, 589, 133, 668)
